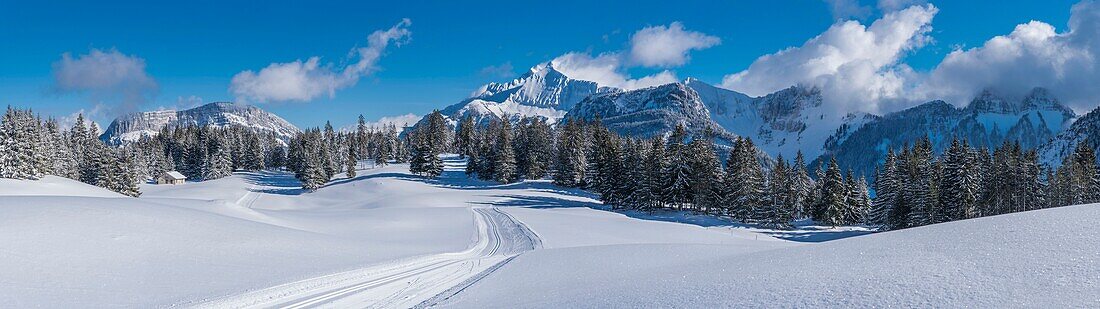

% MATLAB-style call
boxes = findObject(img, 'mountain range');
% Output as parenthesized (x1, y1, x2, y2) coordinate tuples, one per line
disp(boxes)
(100, 63, 1096, 174)
(421, 63, 1089, 174)
(99, 102, 300, 145)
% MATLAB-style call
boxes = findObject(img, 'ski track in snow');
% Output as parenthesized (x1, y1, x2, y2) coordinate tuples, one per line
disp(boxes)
(187, 206, 540, 309)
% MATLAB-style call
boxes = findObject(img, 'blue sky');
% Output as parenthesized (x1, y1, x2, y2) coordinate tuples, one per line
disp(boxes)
(0, 0, 1086, 128)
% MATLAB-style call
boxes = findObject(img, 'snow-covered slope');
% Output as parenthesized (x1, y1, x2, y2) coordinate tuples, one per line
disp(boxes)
(564, 79, 874, 159)
(567, 82, 735, 142)
(99, 102, 300, 145)
(1040, 105, 1100, 166)
(442, 203, 1100, 308)
(818, 88, 1076, 175)
(689, 79, 877, 159)
(437, 63, 611, 125)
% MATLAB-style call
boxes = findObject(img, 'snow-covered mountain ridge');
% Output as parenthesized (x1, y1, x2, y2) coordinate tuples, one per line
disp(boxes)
(99, 102, 301, 145)
(817, 88, 1077, 175)
(437, 63, 612, 126)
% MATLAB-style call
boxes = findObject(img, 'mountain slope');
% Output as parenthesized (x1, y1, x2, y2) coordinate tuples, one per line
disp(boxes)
(566, 82, 734, 142)
(99, 102, 300, 145)
(817, 88, 1076, 175)
(437, 63, 611, 125)
(1040, 105, 1100, 166)
(689, 80, 877, 160)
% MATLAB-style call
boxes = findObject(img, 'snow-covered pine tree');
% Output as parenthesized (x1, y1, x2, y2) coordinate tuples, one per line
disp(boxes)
(789, 151, 813, 219)
(111, 148, 142, 197)
(0, 107, 38, 179)
(662, 124, 692, 211)
(642, 136, 667, 210)
(939, 138, 979, 221)
(456, 115, 475, 159)
(523, 117, 553, 180)
(817, 158, 847, 227)
(620, 138, 650, 210)
(465, 128, 481, 177)
(905, 138, 937, 227)
(762, 155, 794, 228)
(870, 149, 902, 229)
(854, 175, 872, 224)
(356, 114, 369, 159)
(492, 117, 517, 183)
(203, 131, 233, 180)
(552, 119, 586, 187)
(346, 138, 357, 178)
(323, 122, 338, 179)
(727, 137, 765, 221)
(688, 133, 723, 214)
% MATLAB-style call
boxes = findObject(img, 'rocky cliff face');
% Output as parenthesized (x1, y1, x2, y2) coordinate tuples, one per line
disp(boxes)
(99, 102, 300, 145)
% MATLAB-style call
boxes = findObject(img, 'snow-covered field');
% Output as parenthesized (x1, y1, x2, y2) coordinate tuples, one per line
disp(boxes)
(1, 157, 1097, 307)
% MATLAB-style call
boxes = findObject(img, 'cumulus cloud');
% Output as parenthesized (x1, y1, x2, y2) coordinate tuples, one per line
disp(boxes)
(721, 4, 937, 113)
(824, 0, 872, 20)
(550, 52, 678, 90)
(918, 1, 1100, 111)
(628, 22, 721, 67)
(51, 48, 158, 117)
(543, 22, 716, 90)
(230, 18, 411, 103)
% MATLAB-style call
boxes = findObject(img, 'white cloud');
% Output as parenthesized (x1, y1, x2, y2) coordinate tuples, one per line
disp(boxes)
(721, 4, 937, 113)
(342, 113, 420, 132)
(367, 113, 420, 129)
(917, 1, 1100, 111)
(51, 48, 158, 117)
(230, 18, 411, 103)
(542, 22, 716, 90)
(824, 0, 872, 20)
(628, 22, 721, 67)
(550, 52, 678, 90)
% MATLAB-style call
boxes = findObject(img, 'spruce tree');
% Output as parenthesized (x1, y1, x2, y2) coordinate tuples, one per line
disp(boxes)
(662, 124, 692, 210)
(492, 118, 517, 183)
(817, 158, 847, 227)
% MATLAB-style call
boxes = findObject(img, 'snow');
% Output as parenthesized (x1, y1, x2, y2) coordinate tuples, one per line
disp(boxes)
(441, 203, 1100, 308)
(4, 156, 1096, 307)
(0, 167, 479, 307)
(0, 175, 124, 198)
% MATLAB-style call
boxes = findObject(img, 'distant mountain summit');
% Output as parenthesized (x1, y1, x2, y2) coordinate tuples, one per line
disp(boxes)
(99, 102, 300, 145)
(438, 63, 613, 125)
(420, 62, 1083, 174)
(817, 87, 1076, 176)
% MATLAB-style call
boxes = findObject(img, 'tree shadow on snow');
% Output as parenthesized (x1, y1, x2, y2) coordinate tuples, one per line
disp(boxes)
(470, 194, 602, 209)
(240, 171, 306, 196)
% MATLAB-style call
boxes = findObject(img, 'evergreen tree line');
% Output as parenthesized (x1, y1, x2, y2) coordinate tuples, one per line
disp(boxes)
(870, 137, 1095, 231)
(135, 124, 287, 183)
(0, 107, 139, 196)
(406, 110, 554, 183)
(551, 120, 870, 229)
(289, 118, 408, 191)
(406, 112, 872, 229)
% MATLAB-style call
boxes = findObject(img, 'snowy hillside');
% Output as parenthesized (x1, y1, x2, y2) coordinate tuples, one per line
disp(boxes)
(1040, 105, 1100, 166)
(818, 88, 1076, 175)
(441, 203, 1100, 307)
(689, 79, 877, 159)
(99, 102, 300, 144)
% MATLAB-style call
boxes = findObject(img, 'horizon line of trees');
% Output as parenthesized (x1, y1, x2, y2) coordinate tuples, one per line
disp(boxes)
(870, 136, 1099, 231)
